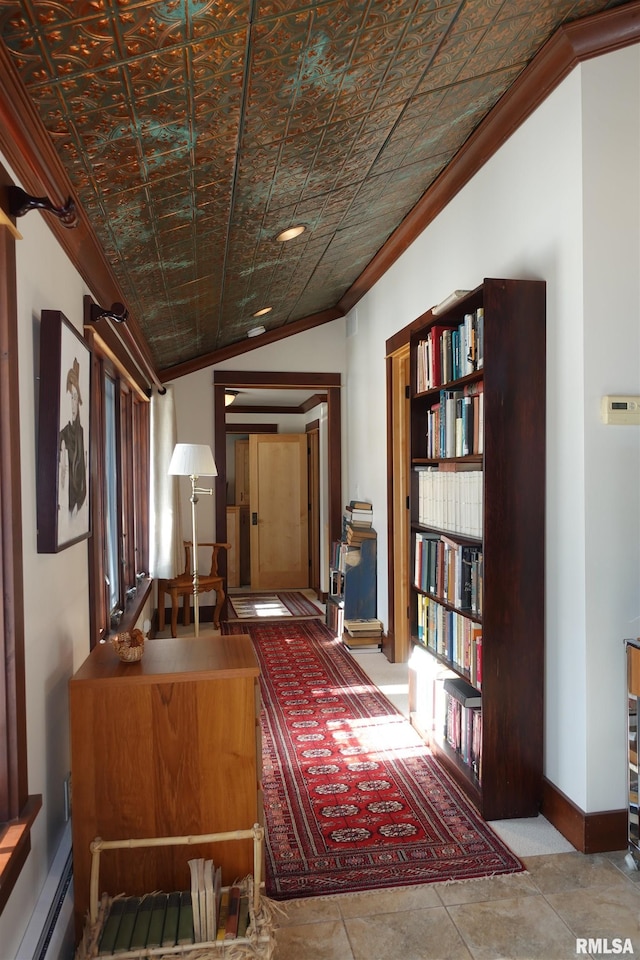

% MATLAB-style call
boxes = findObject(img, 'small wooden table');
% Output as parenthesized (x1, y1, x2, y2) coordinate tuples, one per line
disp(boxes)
(69, 634, 262, 941)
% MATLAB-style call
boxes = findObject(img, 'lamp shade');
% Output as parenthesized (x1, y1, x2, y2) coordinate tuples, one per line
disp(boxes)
(168, 443, 217, 477)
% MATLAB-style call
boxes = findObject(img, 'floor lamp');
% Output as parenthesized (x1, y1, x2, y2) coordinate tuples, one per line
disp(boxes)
(168, 442, 217, 637)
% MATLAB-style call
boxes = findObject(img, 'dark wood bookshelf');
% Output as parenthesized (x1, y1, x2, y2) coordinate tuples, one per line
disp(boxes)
(408, 278, 545, 821)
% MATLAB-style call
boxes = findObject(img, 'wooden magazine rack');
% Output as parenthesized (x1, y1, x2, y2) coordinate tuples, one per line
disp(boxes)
(76, 824, 279, 960)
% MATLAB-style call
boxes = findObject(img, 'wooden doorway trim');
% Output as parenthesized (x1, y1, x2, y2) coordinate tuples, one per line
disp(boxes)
(385, 321, 422, 664)
(213, 371, 342, 575)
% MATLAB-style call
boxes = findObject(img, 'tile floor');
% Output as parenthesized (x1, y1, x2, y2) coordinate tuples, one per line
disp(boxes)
(157, 599, 640, 959)
(272, 643, 640, 960)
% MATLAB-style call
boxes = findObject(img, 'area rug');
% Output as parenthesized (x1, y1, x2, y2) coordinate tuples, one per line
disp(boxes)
(221, 619, 524, 900)
(226, 591, 322, 621)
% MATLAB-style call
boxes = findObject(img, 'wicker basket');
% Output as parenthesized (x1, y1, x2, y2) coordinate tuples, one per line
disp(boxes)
(112, 630, 145, 662)
(75, 826, 280, 960)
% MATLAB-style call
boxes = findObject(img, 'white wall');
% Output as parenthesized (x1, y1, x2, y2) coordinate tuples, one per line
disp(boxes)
(342, 49, 640, 814)
(1, 182, 94, 955)
(169, 48, 640, 815)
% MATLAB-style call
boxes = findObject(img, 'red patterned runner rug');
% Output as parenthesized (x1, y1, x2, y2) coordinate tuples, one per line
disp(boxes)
(221, 619, 523, 900)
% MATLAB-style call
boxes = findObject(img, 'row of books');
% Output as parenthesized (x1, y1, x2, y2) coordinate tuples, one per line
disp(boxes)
(415, 467, 483, 538)
(425, 383, 484, 459)
(96, 885, 251, 955)
(414, 532, 483, 615)
(416, 594, 483, 687)
(416, 309, 485, 393)
(443, 679, 482, 778)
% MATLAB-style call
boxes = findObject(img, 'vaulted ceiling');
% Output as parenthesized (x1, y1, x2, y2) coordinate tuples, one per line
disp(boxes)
(0, 0, 636, 381)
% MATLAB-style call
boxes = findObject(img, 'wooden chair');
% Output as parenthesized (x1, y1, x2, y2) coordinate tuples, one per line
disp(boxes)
(157, 541, 231, 637)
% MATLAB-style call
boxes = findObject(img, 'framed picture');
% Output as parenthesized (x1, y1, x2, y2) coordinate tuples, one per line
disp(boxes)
(37, 310, 91, 553)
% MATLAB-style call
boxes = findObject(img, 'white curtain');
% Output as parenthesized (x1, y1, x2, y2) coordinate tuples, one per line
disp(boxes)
(149, 386, 182, 579)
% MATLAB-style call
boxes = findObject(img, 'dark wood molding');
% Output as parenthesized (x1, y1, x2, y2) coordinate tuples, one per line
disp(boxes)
(541, 778, 628, 854)
(159, 310, 343, 382)
(383, 353, 396, 663)
(212, 371, 341, 389)
(225, 422, 278, 434)
(227, 393, 327, 416)
(339, 1, 640, 315)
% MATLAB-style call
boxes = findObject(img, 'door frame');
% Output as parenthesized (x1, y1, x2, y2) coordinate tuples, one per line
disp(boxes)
(213, 371, 342, 587)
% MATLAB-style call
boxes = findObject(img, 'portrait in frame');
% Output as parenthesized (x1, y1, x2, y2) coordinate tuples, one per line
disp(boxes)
(37, 309, 91, 553)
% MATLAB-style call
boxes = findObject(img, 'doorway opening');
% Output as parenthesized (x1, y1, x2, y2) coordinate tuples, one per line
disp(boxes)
(213, 371, 342, 601)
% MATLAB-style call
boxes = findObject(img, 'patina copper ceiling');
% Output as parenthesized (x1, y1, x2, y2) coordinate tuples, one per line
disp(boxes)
(0, 0, 630, 371)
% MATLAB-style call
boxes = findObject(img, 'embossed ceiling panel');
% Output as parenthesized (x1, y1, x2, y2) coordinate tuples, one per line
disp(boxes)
(0, 0, 630, 370)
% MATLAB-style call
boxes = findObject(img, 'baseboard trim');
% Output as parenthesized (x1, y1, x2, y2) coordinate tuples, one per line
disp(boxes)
(541, 777, 627, 853)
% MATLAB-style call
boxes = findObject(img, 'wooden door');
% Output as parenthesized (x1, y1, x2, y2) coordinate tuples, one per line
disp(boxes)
(249, 434, 309, 589)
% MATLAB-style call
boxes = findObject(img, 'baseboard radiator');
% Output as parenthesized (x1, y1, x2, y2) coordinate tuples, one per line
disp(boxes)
(16, 822, 75, 960)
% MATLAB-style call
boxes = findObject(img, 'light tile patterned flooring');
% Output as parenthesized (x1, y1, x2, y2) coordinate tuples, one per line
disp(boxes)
(160, 596, 640, 959)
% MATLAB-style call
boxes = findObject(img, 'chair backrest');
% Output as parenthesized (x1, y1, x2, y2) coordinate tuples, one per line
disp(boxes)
(182, 541, 231, 578)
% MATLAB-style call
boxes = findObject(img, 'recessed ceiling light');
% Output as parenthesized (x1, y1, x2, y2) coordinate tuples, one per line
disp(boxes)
(253, 306, 272, 317)
(247, 325, 266, 338)
(276, 225, 305, 242)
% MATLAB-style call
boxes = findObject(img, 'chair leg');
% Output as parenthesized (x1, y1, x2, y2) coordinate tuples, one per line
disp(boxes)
(213, 585, 225, 628)
(158, 583, 166, 631)
(170, 591, 179, 639)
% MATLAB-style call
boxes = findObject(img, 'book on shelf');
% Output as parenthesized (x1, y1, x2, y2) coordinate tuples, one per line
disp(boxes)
(225, 885, 242, 939)
(98, 898, 126, 955)
(145, 894, 168, 949)
(349, 499, 373, 511)
(344, 508, 373, 527)
(344, 618, 383, 636)
(188, 856, 223, 943)
(113, 895, 140, 953)
(216, 889, 229, 941)
(237, 896, 250, 938)
(129, 894, 154, 951)
(344, 522, 377, 545)
(161, 892, 181, 947)
(177, 892, 194, 945)
(443, 675, 481, 707)
(432, 290, 471, 316)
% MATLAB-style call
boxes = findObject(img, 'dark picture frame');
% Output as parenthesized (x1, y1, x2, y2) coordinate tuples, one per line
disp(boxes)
(37, 309, 91, 553)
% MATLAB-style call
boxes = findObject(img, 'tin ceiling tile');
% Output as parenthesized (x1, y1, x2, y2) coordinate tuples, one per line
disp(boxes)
(0, 0, 630, 367)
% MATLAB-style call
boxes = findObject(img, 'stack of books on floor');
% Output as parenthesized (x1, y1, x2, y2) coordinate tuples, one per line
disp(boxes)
(343, 618, 384, 649)
(343, 500, 376, 545)
(96, 864, 251, 955)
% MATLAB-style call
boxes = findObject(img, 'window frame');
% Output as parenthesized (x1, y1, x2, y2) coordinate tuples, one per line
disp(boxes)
(85, 330, 151, 649)
(0, 167, 42, 915)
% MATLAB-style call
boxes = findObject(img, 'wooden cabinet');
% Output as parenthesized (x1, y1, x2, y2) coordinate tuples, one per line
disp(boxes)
(227, 505, 250, 587)
(69, 634, 262, 938)
(408, 279, 545, 820)
(326, 537, 377, 638)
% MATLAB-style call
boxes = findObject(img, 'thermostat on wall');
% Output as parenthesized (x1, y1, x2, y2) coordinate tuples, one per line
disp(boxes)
(601, 396, 640, 425)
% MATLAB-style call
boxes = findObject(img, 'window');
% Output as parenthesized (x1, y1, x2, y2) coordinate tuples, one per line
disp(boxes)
(87, 341, 151, 648)
(0, 171, 41, 913)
